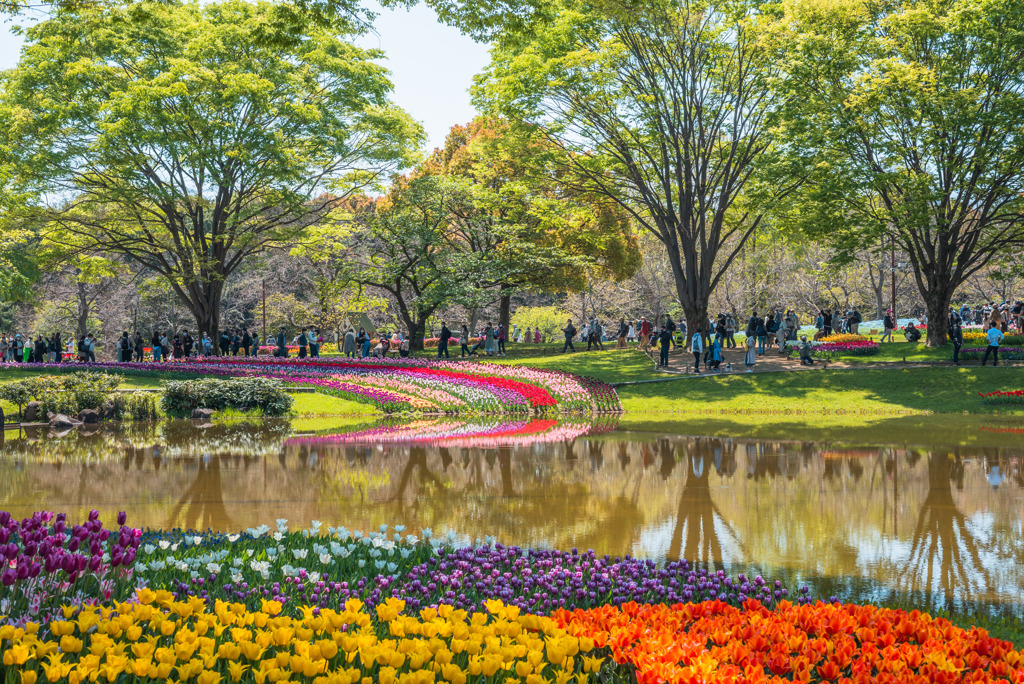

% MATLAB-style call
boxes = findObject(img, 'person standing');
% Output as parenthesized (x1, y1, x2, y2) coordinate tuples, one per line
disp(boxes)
(497, 324, 507, 356)
(822, 309, 833, 337)
(950, 316, 963, 366)
(982, 324, 1004, 366)
(12, 335, 24, 363)
(117, 332, 130, 363)
(756, 317, 767, 355)
(182, 330, 194, 357)
(725, 313, 737, 349)
(250, 331, 260, 357)
(484, 322, 496, 356)
(133, 332, 145, 361)
(690, 328, 704, 373)
(152, 331, 163, 362)
(34, 335, 46, 363)
(241, 328, 252, 357)
(562, 319, 577, 353)
(298, 328, 308, 358)
(343, 328, 356, 358)
(231, 331, 241, 356)
(744, 332, 757, 372)
(658, 325, 672, 367)
(438, 322, 451, 359)
(617, 318, 628, 349)
(881, 310, 894, 343)
(524, 326, 532, 345)
(276, 327, 288, 358)
(638, 317, 652, 351)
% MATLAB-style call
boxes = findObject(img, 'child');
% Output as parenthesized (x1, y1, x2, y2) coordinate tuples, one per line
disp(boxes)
(744, 334, 756, 372)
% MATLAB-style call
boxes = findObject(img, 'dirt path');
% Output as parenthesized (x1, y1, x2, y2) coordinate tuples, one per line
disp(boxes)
(640, 341, 815, 376)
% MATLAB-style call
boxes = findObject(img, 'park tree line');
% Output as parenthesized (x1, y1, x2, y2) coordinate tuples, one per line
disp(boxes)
(2, 0, 1024, 349)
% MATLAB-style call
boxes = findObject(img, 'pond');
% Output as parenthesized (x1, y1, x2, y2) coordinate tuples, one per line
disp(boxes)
(2, 416, 1024, 615)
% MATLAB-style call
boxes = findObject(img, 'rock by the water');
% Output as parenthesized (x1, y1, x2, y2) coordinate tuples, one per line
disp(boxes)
(191, 408, 215, 421)
(49, 413, 83, 429)
(24, 402, 41, 423)
(78, 409, 100, 424)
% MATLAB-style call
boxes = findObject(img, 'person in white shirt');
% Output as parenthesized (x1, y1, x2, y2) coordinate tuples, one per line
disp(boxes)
(691, 328, 704, 374)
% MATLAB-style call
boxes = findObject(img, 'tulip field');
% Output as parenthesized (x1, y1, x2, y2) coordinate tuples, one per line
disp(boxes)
(54, 357, 622, 416)
(2, 510, 1024, 683)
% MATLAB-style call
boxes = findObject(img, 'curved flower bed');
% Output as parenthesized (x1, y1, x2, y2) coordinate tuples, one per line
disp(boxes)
(284, 417, 618, 449)
(3, 357, 622, 415)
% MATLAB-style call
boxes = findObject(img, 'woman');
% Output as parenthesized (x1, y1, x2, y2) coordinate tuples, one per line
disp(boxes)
(484, 323, 497, 356)
(744, 332, 757, 372)
(343, 328, 356, 358)
(617, 318, 628, 349)
(133, 332, 145, 361)
(775, 320, 787, 355)
(756, 317, 768, 355)
(460, 325, 472, 358)
(533, 328, 541, 344)
(152, 331, 163, 362)
(523, 326, 532, 344)
(172, 335, 183, 359)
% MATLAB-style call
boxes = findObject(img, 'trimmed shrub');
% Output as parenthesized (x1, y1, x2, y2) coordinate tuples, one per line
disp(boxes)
(112, 392, 159, 420)
(0, 372, 121, 417)
(160, 377, 293, 417)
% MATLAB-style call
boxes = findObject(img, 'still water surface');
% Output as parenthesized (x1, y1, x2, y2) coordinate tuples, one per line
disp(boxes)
(2, 417, 1023, 613)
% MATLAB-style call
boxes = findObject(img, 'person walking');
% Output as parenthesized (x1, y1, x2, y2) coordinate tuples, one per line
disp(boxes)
(775, 321, 787, 355)
(460, 324, 473, 358)
(617, 318, 628, 349)
(658, 325, 672, 367)
(881, 310, 895, 343)
(438, 322, 451, 359)
(981, 324, 1004, 366)
(638, 317, 652, 352)
(665, 315, 678, 349)
(690, 327, 704, 373)
(950, 316, 963, 366)
(562, 319, 577, 353)
(725, 313, 737, 348)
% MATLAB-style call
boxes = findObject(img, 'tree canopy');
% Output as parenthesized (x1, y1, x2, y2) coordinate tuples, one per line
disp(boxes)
(0, 0, 422, 345)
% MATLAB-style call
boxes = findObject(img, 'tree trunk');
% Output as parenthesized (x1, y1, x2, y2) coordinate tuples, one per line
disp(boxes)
(76, 282, 90, 340)
(498, 289, 512, 333)
(408, 319, 426, 352)
(923, 289, 951, 347)
(187, 280, 225, 355)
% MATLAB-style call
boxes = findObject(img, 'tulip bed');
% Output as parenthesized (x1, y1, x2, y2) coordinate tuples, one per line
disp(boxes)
(283, 417, 619, 449)
(3, 511, 1023, 684)
(960, 347, 1024, 362)
(812, 341, 880, 359)
(979, 390, 1024, 405)
(8, 356, 621, 416)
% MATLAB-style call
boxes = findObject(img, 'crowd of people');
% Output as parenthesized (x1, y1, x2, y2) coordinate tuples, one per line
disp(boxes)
(1, 299, 1020, 366)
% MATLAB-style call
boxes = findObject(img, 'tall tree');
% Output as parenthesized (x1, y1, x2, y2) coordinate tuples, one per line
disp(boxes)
(473, 0, 797, 335)
(0, 0, 421, 348)
(424, 117, 639, 331)
(342, 177, 476, 351)
(781, 0, 1024, 345)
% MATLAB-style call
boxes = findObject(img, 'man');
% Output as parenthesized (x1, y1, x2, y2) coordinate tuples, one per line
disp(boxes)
(219, 330, 231, 356)
(658, 325, 672, 367)
(561, 319, 576, 353)
(241, 328, 251, 357)
(665, 315, 678, 349)
(298, 328, 308, 358)
(822, 309, 833, 337)
(690, 327, 703, 374)
(617, 318, 628, 349)
(798, 335, 815, 366)
(949, 315, 963, 366)
(850, 308, 861, 335)
(182, 330, 194, 357)
(152, 331, 163, 362)
(276, 327, 288, 357)
(344, 328, 356, 358)
(85, 333, 96, 362)
(117, 331, 130, 362)
(982, 323, 1004, 366)
(438, 322, 451, 359)
(881, 310, 894, 343)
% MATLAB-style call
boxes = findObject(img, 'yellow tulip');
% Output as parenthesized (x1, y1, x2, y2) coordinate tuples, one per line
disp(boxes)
(261, 600, 283, 617)
(227, 660, 249, 683)
(197, 669, 222, 684)
(20, 670, 38, 684)
(515, 661, 533, 678)
(3, 643, 32, 666)
(49, 621, 76, 637)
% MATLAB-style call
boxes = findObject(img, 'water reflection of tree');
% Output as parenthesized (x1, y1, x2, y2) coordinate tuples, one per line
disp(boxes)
(900, 452, 992, 611)
(668, 438, 746, 569)
(166, 456, 233, 531)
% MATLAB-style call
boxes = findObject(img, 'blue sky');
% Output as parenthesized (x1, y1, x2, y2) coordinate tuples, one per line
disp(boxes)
(0, 1, 490, 150)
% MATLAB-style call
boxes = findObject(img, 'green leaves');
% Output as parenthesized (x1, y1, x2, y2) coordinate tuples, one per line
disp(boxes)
(0, 0, 422, 335)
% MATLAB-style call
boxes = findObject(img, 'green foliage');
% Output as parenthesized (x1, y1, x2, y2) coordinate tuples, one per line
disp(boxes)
(160, 377, 294, 417)
(0, 372, 121, 417)
(111, 392, 159, 421)
(0, 0, 422, 338)
(511, 305, 573, 341)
